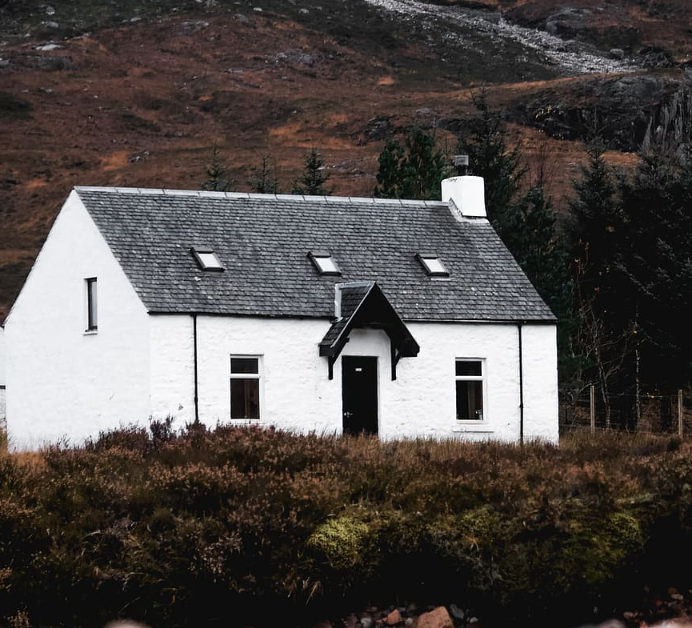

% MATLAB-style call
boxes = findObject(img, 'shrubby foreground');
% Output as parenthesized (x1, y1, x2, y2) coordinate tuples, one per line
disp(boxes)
(1, 424, 691, 628)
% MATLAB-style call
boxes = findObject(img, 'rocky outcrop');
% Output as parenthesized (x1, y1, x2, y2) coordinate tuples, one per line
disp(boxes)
(545, 7, 591, 39)
(505, 73, 686, 152)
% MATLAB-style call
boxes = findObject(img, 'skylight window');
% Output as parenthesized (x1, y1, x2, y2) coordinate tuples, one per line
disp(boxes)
(417, 253, 449, 277)
(191, 247, 224, 271)
(309, 251, 341, 275)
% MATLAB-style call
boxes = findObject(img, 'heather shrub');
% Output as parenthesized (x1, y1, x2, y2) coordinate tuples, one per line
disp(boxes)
(1, 426, 692, 627)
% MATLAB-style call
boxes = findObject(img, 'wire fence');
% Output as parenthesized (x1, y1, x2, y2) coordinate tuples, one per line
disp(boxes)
(560, 386, 692, 436)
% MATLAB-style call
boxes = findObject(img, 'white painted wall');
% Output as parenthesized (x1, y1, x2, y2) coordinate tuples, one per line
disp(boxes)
(0, 327, 5, 430)
(5, 191, 151, 450)
(149, 315, 559, 443)
(0, 326, 6, 386)
(521, 324, 559, 443)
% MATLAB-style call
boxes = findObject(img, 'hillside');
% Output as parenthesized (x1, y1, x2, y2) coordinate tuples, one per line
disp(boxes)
(1, 0, 691, 321)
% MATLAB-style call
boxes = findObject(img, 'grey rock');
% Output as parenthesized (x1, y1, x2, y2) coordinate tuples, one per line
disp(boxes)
(0, 59, 9, 69)
(45, 5, 56, 15)
(545, 7, 591, 38)
(299, 8, 309, 14)
(609, 48, 625, 60)
(637, 45, 676, 69)
(43, 21, 59, 29)
(363, 116, 394, 141)
(360, 618, 374, 628)
(449, 604, 465, 620)
(235, 13, 249, 23)
(36, 55, 73, 71)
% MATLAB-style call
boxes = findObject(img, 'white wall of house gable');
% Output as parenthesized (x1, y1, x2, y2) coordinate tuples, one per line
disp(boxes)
(0, 327, 6, 429)
(147, 315, 558, 444)
(0, 327, 6, 386)
(5, 191, 151, 450)
(520, 324, 559, 443)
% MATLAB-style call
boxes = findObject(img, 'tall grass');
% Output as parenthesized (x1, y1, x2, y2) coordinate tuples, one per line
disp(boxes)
(0, 424, 690, 628)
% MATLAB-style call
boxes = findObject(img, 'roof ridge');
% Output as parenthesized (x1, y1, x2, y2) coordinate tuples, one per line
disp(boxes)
(74, 186, 448, 207)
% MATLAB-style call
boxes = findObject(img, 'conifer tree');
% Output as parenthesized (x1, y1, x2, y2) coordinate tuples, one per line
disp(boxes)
(569, 139, 623, 312)
(456, 90, 525, 234)
(249, 156, 279, 194)
(618, 154, 692, 390)
(374, 129, 450, 200)
(567, 140, 630, 422)
(503, 185, 571, 319)
(201, 145, 235, 192)
(292, 148, 331, 196)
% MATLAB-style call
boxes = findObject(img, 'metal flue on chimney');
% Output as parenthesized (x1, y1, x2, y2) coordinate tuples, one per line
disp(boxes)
(453, 154, 469, 176)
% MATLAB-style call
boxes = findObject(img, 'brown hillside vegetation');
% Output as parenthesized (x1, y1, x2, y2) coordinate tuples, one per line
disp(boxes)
(1, 0, 690, 320)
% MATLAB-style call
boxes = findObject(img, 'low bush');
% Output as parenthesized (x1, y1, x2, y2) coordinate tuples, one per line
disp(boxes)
(1, 426, 691, 627)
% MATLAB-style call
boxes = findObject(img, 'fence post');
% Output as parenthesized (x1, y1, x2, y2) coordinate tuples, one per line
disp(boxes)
(590, 385, 596, 436)
(679, 390, 684, 438)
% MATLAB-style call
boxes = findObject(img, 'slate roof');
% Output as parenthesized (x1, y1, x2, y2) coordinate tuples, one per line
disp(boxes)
(75, 187, 556, 322)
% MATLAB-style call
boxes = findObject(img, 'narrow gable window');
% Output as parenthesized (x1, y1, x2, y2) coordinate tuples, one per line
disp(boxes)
(85, 277, 98, 332)
(417, 253, 449, 277)
(309, 251, 341, 275)
(455, 359, 484, 421)
(230, 356, 261, 420)
(191, 247, 224, 271)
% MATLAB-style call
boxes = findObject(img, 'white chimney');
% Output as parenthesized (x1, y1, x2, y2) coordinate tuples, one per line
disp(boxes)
(441, 175, 486, 218)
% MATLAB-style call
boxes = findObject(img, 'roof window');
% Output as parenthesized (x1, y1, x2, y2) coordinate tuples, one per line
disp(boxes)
(191, 247, 224, 271)
(417, 253, 449, 277)
(309, 251, 341, 275)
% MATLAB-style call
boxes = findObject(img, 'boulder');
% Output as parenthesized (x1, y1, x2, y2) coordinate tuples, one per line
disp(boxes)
(545, 7, 591, 39)
(385, 609, 403, 625)
(36, 55, 73, 72)
(417, 607, 453, 628)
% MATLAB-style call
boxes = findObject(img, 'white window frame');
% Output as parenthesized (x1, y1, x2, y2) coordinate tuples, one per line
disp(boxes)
(455, 358, 486, 423)
(191, 247, 224, 271)
(85, 277, 98, 333)
(229, 355, 263, 421)
(417, 253, 449, 277)
(309, 251, 341, 276)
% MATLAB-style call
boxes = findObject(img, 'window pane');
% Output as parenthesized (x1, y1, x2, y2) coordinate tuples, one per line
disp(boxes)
(87, 278, 98, 331)
(456, 380, 483, 420)
(231, 378, 260, 419)
(315, 256, 338, 274)
(456, 360, 481, 377)
(231, 357, 259, 374)
(422, 257, 447, 275)
(197, 251, 223, 270)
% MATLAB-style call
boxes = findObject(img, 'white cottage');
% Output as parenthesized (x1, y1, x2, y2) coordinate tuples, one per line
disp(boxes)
(5, 176, 559, 449)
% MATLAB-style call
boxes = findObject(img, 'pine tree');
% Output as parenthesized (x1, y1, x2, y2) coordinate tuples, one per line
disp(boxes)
(292, 148, 331, 196)
(568, 140, 626, 329)
(568, 139, 630, 424)
(374, 129, 451, 200)
(618, 154, 692, 390)
(201, 146, 235, 192)
(456, 90, 525, 234)
(503, 186, 571, 317)
(249, 156, 279, 194)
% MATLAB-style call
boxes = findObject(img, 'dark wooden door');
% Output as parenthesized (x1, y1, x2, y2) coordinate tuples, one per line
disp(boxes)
(342, 356, 378, 436)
